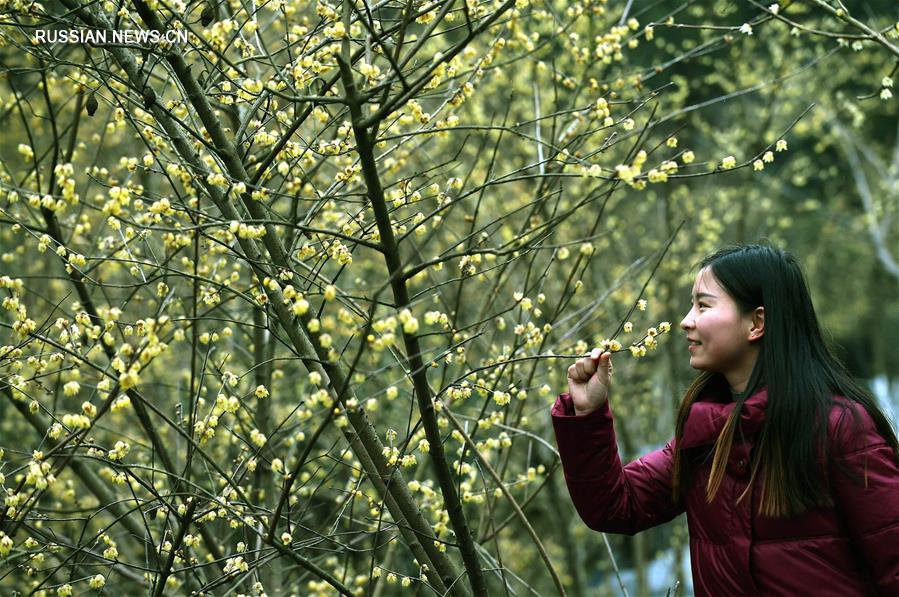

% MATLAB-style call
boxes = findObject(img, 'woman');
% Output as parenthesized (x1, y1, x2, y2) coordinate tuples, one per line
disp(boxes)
(552, 245, 899, 595)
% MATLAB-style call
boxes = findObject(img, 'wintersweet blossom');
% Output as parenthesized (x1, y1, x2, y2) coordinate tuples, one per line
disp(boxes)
(584, 319, 673, 361)
(493, 391, 511, 405)
(89, 575, 106, 589)
(0, 533, 12, 555)
(599, 339, 623, 352)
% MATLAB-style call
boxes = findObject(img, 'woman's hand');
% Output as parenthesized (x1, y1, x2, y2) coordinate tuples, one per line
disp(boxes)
(567, 348, 613, 415)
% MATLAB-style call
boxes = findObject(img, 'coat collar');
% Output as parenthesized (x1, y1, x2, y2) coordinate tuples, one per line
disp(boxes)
(679, 387, 768, 449)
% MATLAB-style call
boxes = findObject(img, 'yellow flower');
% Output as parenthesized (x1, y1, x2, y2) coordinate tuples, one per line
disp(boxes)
(775, 139, 788, 152)
(0, 533, 12, 556)
(401, 314, 420, 334)
(292, 298, 309, 316)
(647, 169, 668, 183)
(753, 159, 764, 171)
(681, 150, 695, 164)
(107, 440, 130, 461)
(493, 391, 511, 406)
(721, 156, 737, 169)
(250, 429, 266, 447)
(82, 401, 96, 417)
(615, 164, 637, 183)
(119, 369, 140, 390)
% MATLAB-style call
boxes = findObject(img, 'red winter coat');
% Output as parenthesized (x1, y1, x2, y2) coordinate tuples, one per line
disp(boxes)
(552, 387, 899, 596)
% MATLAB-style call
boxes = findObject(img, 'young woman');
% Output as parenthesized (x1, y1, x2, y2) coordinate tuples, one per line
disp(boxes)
(552, 245, 899, 595)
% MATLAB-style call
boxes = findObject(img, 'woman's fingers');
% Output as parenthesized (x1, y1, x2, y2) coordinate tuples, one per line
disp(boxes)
(599, 351, 612, 370)
(568, 355, 602, 382)
(574, 360, 586, 381)
(568, 348, 613, 383)
(567, 348, 613, 412)
(590, 351, 612, 384)
(568, 360, 590, 382)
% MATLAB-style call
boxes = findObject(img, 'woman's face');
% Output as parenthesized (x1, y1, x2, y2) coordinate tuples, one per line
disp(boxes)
(680, 268, 763, 391)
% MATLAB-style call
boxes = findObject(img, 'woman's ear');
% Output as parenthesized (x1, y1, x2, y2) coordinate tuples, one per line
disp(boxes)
(748, 306, 765, 341)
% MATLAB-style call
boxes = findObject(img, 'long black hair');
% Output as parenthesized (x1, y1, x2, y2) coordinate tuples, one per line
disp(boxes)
(671, 244, 899, 516)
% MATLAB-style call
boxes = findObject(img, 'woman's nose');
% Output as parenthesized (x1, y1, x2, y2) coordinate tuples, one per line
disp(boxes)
(680, 311, 693, 330)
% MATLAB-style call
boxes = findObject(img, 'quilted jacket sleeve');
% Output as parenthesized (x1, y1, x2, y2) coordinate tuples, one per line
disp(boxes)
(829, 401, 899, 593)
(552, 392, 684, 535)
